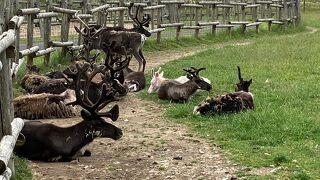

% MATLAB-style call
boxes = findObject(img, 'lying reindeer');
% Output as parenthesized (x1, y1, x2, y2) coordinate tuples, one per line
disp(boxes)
(106, 48, 146, 92)
(158, 67, 212, 102)
(21, 65, 69, 94)
(235, 66, 252, 92)
(14, 62, 123, 162)
(123, 66, 146, 92)
(148, 67, 211, 94)
(14, 89, 77, 119)
(193, 66, 254, 115)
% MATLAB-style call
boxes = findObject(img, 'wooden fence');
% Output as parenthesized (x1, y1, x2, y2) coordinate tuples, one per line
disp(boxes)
(0, 0, 25, 179)
(14, 0, 301, 67)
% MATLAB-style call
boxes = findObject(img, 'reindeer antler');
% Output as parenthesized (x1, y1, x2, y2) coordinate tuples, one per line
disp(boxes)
(190, 67, 206, 75)
(128, 3, 151, 27)
(105, 45, 131, 79)
(237, 66, 243, 82)
(74, 11, 90, 30)
(64, 62, 119, 121)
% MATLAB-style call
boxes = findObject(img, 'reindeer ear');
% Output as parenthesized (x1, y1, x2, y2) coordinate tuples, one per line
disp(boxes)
(81, 109, 92, 121)
(187, 74, 193, 80)
(248, 79, 252, 84)
(159, 71, 164, 77)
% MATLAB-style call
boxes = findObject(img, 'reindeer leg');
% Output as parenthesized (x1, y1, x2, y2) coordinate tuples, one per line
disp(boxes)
(139, 50, 147, 72)
(133, 51, 144, 72)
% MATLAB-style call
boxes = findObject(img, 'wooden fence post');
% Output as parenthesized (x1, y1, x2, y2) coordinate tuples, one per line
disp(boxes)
(157, 0, 162, 43)
(118, 0, 124, 27)
(14, 0, 20, 65)
(61, 0, 71, 57)
(295, 0, 300, 24)
(1, 0, 13, 137)
(26, 0, 34, 66)
(283, 0, 288, 28)
(44, 0, 52, 66)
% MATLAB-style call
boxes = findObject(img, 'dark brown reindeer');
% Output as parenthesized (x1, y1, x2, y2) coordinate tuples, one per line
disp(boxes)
(235, 66, 252, 92)
(193, 66, 254, 115)
(75, 3, 151, 37)
(74, 6, 149, 72)
(123, 66, 146, 92)
(105, 47, 146, 92)
(21, 65, 69, 94)
(14, 62, 123, 162)
(158, 67, 212, 103)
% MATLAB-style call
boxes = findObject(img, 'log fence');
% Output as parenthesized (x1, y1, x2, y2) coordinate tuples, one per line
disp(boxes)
(0, 1, 25, 179)
(12, 0, 301, 66)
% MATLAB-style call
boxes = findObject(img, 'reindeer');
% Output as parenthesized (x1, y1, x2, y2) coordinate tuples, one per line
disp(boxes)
(83, 3, 151, 37)
(235, 66, 252, 92)
(158, 67, 212, 103)
(148, 67, 211, 94)
(21, 65, 69, 94)
(193, 66, 254, 115)
(13, 89, 77, 119)
(74, 4, 149, 72)
(123, 66, 146, 92)
(106, 49, 146, 92)
(14, 62, 123, 162)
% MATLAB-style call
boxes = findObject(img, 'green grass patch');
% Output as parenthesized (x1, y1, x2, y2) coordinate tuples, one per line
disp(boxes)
(140, 9, 320, 179)
(14, 156, 32, 180)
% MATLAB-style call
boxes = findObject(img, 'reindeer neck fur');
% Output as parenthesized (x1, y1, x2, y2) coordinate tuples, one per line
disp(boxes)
(58, 121, 101, 154)
(178, 80, 199, 94)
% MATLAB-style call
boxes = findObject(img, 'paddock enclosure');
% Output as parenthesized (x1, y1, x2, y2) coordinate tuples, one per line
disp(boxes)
(0, 0, 301, 179)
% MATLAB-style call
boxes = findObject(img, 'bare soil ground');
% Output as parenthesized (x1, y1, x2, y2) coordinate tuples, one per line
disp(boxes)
(28, 42, 255, 180)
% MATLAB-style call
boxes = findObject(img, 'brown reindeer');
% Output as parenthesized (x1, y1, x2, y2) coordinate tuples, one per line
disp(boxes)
(21, 65, 69, 94)
(158, 67, 212, 103)
(235, 66, 252, 92)
(15, 62, 123, 162)
(74, 5, 149, 72)
(193, 66, 254, 115)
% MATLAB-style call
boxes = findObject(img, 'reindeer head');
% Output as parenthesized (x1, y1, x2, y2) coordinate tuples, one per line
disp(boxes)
(128, 3, 152, 37)
(80, 108, 122, 140)
(26, 64, 40, 74)
(148, 67, 164, 94)
(235, 66, 252, 92)
(64, 62, 123, 140)
(184, 67, 212, 91)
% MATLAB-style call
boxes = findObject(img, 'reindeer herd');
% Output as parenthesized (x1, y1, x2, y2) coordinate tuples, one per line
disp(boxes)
(12, 3, 255, 162)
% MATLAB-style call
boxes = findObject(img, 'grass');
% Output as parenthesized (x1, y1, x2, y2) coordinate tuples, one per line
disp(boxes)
(140, 9, 320, 179)
(14, 156, 32, 180)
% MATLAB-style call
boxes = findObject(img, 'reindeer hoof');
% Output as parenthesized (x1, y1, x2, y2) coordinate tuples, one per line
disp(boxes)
(83, 150, 91, 157)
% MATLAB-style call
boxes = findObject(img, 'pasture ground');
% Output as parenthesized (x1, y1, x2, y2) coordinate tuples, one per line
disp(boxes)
(14, 9, 320, 180)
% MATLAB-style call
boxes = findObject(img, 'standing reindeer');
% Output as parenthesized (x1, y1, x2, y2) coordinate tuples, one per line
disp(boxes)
(15, 62, 123, 162)
(74, 3, 150, 72)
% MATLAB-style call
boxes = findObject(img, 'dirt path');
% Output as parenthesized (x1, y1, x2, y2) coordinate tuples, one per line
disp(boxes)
(28, 41, 257, 180)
